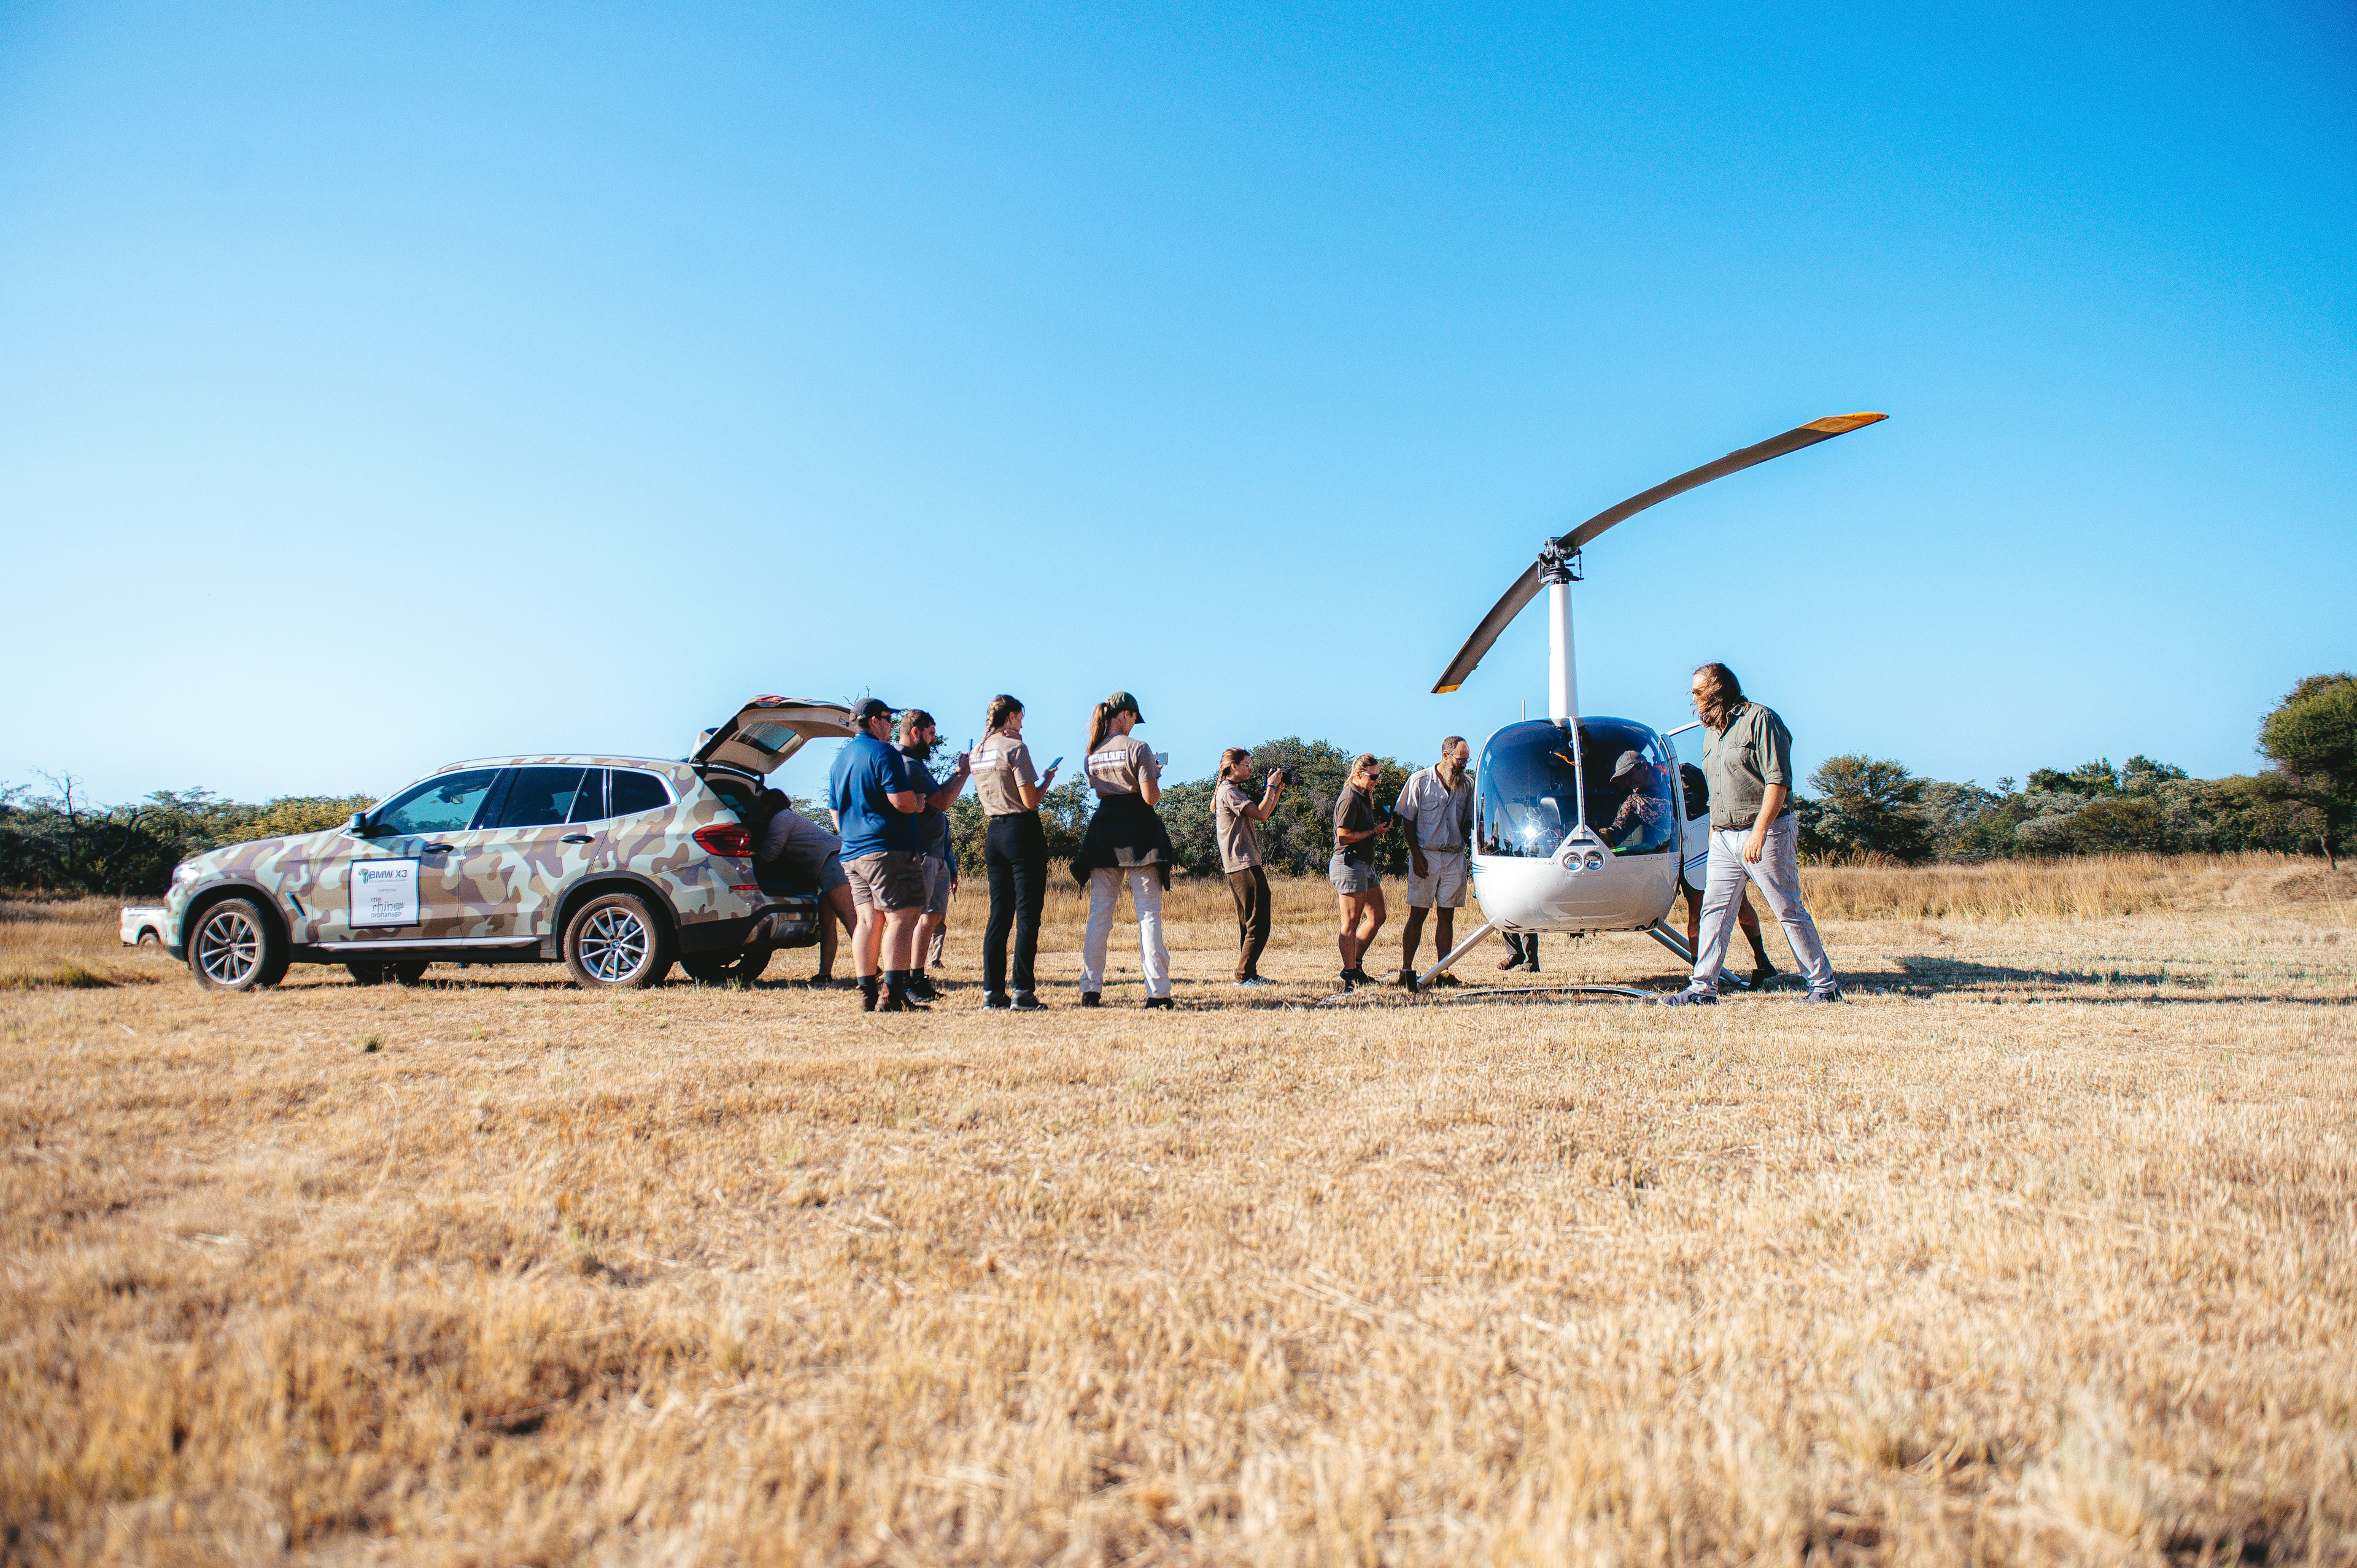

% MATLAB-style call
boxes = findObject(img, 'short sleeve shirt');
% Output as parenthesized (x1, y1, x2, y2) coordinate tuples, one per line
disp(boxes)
(1085, 734, 1159, 798)
(829, 734, 920, 860)
(1395, 765, 1472, 852)
(1333, 783, 1379, 866)
(759, 808, 842, 875)
(1701, 701, 1795, 830)
(899, 745, 954, 859)
(973, 735, 1039, 816)
(1213, 779, 1263, 873)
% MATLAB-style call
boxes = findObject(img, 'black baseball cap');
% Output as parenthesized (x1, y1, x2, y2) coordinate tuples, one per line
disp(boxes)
(850, 697, 896, 724)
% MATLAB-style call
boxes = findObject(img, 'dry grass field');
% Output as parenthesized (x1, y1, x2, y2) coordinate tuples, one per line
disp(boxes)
(3, 854, 2353, 1566)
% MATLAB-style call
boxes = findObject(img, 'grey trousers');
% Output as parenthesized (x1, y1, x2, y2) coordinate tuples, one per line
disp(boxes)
(1692, 816, 1835, 993)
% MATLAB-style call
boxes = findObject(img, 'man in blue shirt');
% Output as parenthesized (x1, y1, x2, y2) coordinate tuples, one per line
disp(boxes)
(829, 698, 935, 1011)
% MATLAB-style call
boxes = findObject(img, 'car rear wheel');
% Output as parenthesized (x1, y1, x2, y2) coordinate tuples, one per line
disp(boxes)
(136, 929, 161, 948)
(564, 893, 674, 989)
(347, 960, 430, 986)
(188, 897, 288, 992)
(681, 943, 773, 987)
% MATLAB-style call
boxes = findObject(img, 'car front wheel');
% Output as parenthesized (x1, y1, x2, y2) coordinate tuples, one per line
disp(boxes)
(563, 893, 674, 989)
(188, 897, 289, 992)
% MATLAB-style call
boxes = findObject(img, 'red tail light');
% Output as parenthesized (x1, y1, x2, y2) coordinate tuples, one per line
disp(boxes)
(693, 824, 754, 857)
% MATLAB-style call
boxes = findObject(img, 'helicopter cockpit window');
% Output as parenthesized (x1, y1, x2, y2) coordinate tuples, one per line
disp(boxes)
(1476, 721, 1582, 858)
(1581, 719, 1676, 857)
(1476, 718, 1676, 859)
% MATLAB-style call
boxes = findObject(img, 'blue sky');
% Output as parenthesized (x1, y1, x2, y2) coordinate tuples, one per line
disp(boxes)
(4, 2, 2351, 809)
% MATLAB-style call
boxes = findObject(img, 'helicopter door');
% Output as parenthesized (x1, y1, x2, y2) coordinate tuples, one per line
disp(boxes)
(1667, 736, 1709, 894)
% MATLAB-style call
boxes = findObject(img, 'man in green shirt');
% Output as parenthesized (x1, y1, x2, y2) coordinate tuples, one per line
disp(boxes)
(1660, 662, 1840, 1004)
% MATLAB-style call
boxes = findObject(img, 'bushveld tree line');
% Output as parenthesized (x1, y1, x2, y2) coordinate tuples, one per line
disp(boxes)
(6, 675, 2350, 895)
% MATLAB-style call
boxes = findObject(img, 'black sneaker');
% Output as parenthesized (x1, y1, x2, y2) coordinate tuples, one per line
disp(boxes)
(1750, 960, 1779, 988)
(1080, 992, 1102, 1008)
(1337, 970, 1358, 992)
(1142, 995, 1174, 1010)
(906, 975, 939, 1002)
(1009, 992, 1043, 1011)
(983, 991, 1011, 1010)
(1396, 971, 1419, 994)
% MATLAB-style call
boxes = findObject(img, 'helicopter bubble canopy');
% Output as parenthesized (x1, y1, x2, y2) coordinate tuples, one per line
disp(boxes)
(1475, 719, 1678, 860)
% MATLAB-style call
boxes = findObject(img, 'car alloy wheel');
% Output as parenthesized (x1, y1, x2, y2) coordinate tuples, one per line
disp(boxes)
(563, 892, 673, 990)
(187, 897, 288, 992)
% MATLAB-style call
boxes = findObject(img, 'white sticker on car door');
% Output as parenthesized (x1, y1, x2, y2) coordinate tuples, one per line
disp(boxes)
(351, 858, 421, 928)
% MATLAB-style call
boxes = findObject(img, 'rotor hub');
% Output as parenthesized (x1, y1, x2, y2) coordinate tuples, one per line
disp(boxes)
(1537, 541, 1583, 585)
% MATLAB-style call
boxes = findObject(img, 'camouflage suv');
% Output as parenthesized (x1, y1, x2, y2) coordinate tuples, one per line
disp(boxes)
(164, 698, 854, 992)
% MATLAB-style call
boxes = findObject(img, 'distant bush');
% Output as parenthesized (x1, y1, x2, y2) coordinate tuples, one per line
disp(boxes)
(0, 778, 374, 895)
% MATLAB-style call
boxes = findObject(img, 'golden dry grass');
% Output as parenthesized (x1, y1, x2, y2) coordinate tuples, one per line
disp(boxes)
(4, 856, 2355, 1565)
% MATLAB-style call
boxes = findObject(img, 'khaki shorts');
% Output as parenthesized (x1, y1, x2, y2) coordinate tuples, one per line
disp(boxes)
(1329, 854, 1381, 895)
(845, 850, 928, 913)
(1406, 849, 1468, 909)
(922, 853, 954, 916)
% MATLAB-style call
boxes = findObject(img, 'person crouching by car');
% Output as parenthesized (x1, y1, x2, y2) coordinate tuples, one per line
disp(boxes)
(750, 789, 857, 986)
(972, 693, 1059, 1010)
(1213, 748, 1287, 987)
(1072, 691, 1175, 1010)
(1394, 735, 1471, 992)
(896, 709, 970, 1002)
(1329, 753, 1393, 991)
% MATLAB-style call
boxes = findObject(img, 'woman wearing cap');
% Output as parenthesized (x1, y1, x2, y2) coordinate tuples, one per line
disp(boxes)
(1329, 752, 1393, 991)
(973, 694, 1059, 1010)
(1071, 691, 1175, 1010)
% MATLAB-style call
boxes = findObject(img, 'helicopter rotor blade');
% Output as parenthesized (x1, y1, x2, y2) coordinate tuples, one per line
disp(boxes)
(1431, 412, 1885, 694)
(1433, 562, 1541, 694)
(1558, 411, 1886, 554)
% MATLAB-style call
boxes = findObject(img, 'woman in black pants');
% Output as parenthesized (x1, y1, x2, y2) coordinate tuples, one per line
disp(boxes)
(972, 694, 1059, 1010)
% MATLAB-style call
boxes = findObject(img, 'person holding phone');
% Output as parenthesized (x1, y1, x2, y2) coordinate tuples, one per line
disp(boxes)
(1213, 747, 1288, 986)
(972, 694, 1059, 1010)
(1072, 691, 1175, 1009)
(1329, 752, 1392, 991)
(895, 709, 970, 1003)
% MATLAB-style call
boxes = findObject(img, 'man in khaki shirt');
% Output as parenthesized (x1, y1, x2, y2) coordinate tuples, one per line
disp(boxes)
(1213, 747, 1287, 985)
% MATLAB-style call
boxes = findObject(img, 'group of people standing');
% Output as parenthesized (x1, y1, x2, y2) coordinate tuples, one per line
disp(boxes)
(752, 663, 1839, 1010)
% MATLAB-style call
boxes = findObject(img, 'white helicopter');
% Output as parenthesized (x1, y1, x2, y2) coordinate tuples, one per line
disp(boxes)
(1411, 412, 1887, 995)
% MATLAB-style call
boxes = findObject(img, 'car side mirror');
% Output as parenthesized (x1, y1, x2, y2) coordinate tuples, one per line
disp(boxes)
(347, 811, 371, 837)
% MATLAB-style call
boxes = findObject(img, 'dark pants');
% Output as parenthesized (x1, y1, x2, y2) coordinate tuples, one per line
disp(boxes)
(1226, 865, 1272, 979)
(1502, 931, 1539, 970)
(984, 811, 1047, 995)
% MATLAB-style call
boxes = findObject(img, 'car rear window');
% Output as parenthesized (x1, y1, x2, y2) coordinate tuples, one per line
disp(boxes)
(373, 769, 501, 836)
(567, 770, 608, 824)
(609, 770, 671, 818)
(487, 767, 589, 830)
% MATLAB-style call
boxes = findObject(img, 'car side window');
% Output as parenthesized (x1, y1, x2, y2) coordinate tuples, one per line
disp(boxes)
(372, 769, 501, 836)
(608, 770, 671, 818)
(566, 770, 608, 824)
(486, 767, 589, 830)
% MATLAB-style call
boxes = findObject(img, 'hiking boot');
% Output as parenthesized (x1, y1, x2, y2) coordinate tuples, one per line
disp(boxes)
(1396, 971, 1419, 995)
(983, 991, 1011, 1010)
(1426, 973, 1462, 988)
(905, 974, 939, 1002)
(1009, 991, 1043, 1011)
(1337, 970, 1358, 992)
(1657, 985, 1718, 1006)
(1142, 995, 1175, 1011)
(1750, 960, 1779, 988)
(1234, 976, 1272, 988)
(1080, 992, 1102, 1008)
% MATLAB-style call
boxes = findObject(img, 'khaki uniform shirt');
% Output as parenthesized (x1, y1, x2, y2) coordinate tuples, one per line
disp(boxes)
(1395, 765, 1472, 853)
(1213, 779, 1263, 873)
(1085, 733, 1160, 798)
(1702, 700, 1795, 830)
(972, 734, 1039, 816)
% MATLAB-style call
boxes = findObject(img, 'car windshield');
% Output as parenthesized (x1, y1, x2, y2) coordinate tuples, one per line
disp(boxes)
(1476, 719, 1673, 858)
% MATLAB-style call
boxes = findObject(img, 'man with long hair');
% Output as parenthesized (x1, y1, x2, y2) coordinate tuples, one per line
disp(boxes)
(1393, 736, 1472, 991)
(1662, 663, 1838, 1005)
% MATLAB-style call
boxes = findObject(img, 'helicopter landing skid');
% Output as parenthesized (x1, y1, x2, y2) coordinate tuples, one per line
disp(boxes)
(1405, 917, 1750, 994)
(1644, 918, 1752, 989)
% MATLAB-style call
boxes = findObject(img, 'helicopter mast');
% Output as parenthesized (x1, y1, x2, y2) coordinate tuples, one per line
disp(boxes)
(1539, 542, 1579, 722)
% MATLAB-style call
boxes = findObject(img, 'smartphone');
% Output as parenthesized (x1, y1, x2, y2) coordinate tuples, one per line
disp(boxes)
(1154, 751, 1169, 767)
(1044, 756, 1063, 773)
